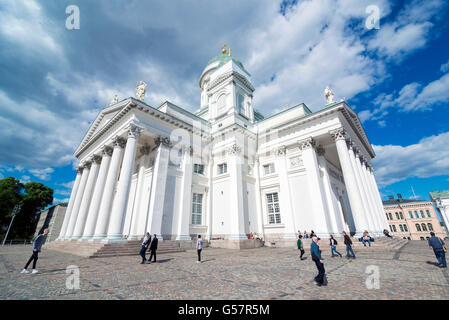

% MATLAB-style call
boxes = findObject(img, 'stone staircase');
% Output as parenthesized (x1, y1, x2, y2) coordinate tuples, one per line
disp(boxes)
(299, 236, 409, 251)
(44, 239, 186, 258)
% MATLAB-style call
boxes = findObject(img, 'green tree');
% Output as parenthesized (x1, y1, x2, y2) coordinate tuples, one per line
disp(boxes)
(0, 178, 53, 240)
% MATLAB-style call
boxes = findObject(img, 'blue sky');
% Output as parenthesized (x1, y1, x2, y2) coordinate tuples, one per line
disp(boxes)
(0, 0, 448, 206)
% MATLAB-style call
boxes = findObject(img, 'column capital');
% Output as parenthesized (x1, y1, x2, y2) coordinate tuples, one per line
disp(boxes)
(90, 155, 102, 164)
(76, 166, 84, 174)
(155, 136, 171, 148)
(82, 161, 92, 169)
(128, 123, 143, 139)
(274, 145, 286, 157)
(298, 137, 316, 150)
(329, 127, 347, 141)
(112, 136, 127, 148)
(102, 146, 113, 157)
(227, 143, 241, 156)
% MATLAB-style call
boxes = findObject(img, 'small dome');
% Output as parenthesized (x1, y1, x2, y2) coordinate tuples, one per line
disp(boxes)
(206, 54, 246, 72)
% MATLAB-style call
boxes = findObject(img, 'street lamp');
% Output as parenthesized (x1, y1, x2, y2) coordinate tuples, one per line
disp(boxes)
(2, 205, 21, 246)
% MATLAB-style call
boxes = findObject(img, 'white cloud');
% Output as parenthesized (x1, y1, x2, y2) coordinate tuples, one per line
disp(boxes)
(440, 60, 449, 73)
(29, 167, 54, 181)
(55, 189, 71, 196)
(59, 180, 75, 189)
(372, 131, 449, 187)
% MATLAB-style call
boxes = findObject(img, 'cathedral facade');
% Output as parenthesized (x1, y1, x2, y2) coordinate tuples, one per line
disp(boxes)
(58, 49, 389, 247)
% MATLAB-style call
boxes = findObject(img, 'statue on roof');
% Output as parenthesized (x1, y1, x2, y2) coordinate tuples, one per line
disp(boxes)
(136, 81, 147, 101)
(324, 86, 334, 104)
(109, 94, 118, 106)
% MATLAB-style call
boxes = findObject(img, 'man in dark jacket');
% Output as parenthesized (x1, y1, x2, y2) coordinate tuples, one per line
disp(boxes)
(148, 234, 158, 263)
(342, 231, 356, 258)
(21, 229, 48, 274)
(310, 236, 326, 286)
(297, 235, 306, 260)
(428, 232, 446, 268)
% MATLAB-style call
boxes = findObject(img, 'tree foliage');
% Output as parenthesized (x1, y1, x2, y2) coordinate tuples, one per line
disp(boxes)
(0, 177, 53, 240)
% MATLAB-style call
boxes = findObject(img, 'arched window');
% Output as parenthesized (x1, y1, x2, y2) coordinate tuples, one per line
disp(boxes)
(392, 225, 397, 232)
(400, 212, 404, 219)
(408, 211, 413, 219)
(427, 223, 433, 231)
(416, 223, 421, 232)
(403, 224, 408, 232)
(216, 94, 227, 116)
(420, 210, 425, 218)
(421, 223, 427, 231)
(389, 213, 393, 220)
(426, 210, 431, 218)
(399, 225, 404, 232)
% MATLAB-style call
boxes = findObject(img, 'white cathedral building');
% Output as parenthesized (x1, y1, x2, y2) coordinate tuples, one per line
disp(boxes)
(58, 48, 389, 248)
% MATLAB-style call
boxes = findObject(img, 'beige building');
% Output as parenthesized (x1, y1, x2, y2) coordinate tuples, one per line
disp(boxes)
(383, 194, 444, 240)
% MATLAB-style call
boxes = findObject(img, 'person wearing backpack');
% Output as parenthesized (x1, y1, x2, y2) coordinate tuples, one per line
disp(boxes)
(297, 235, 306, 260)
(329, 235, 342, 257)
(428, 231, 447, 268)
(21, 229, 48, 274)
(310, 236, 327, 286)
(342, 231, 356, 258)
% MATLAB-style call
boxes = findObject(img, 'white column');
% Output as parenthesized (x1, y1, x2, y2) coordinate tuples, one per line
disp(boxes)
(299, 139, 332, 237)
(254, 156, 265, 240)
(176, 146, 193, 240)
(146, 136, 170, 239)
(227, 144, 247, 240)
(128, 145, 151, 240)
(368, 167, 390, 230)
(361, 160, 383, 236)
(107, 125, 141, 241)
(274, 146, 297, 239)
(58, 167, 83, 240)
(65, 162, 91, 239)
(352, 147, 377, 233)
(205, 156, 214, 241)
(93, 136, 126, 240)
(316, 146, 345, 236)
(330, 128, 369, 237)
(348, 142, 374, 234)
(72, 155, 101, 239)
(81, 146, 112, 240)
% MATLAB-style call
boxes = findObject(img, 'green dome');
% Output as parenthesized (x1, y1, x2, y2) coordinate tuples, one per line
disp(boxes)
(206, 54, 250, 76)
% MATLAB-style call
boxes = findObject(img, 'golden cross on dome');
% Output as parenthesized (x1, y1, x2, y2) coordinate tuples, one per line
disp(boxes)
(228, 48, 232, 56)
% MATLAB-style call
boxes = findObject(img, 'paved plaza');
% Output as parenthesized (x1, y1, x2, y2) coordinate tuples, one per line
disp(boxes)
(0, 241, 448, 300)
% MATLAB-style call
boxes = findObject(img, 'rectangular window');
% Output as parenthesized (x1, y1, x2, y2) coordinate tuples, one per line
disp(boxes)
(191, 193, 203, 225)
(414, 211, 419, 218)
(389, 213, 393, 220)
(403, 224, 408, 232)
(238, 94, 245, 115)
(399, 212, 404, 219)
(194, 164, 204, 174)
(217, 163, 227, 175)
(420, 210, 425, 218)
(409, 211, 413, 219)
(395, 212, 399, 220)
(263, 163, 275, 175)
(426, 210, 431, 218)
(399, 224, 404, 232)
(392, 225, 397, 232)
(386, 213, 389, 220)
(266, 192, 281, 224)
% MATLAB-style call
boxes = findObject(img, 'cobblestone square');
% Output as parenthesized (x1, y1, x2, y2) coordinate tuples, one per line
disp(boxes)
(0, 241, 448, 300)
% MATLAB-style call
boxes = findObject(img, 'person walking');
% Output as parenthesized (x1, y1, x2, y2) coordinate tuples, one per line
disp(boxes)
(139, 232, 151, 264)
(342, 231, 356, 259)
(310, 236, 326, 286)
(329, 235, 342, 257)
(362, 231, 371, 247)
(297, 235, 306, 260)
(148, 234, 158, 263)
(196, 235, 203, 263)
(428, 232, 447, 268)
(21, 229, 49, 274)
